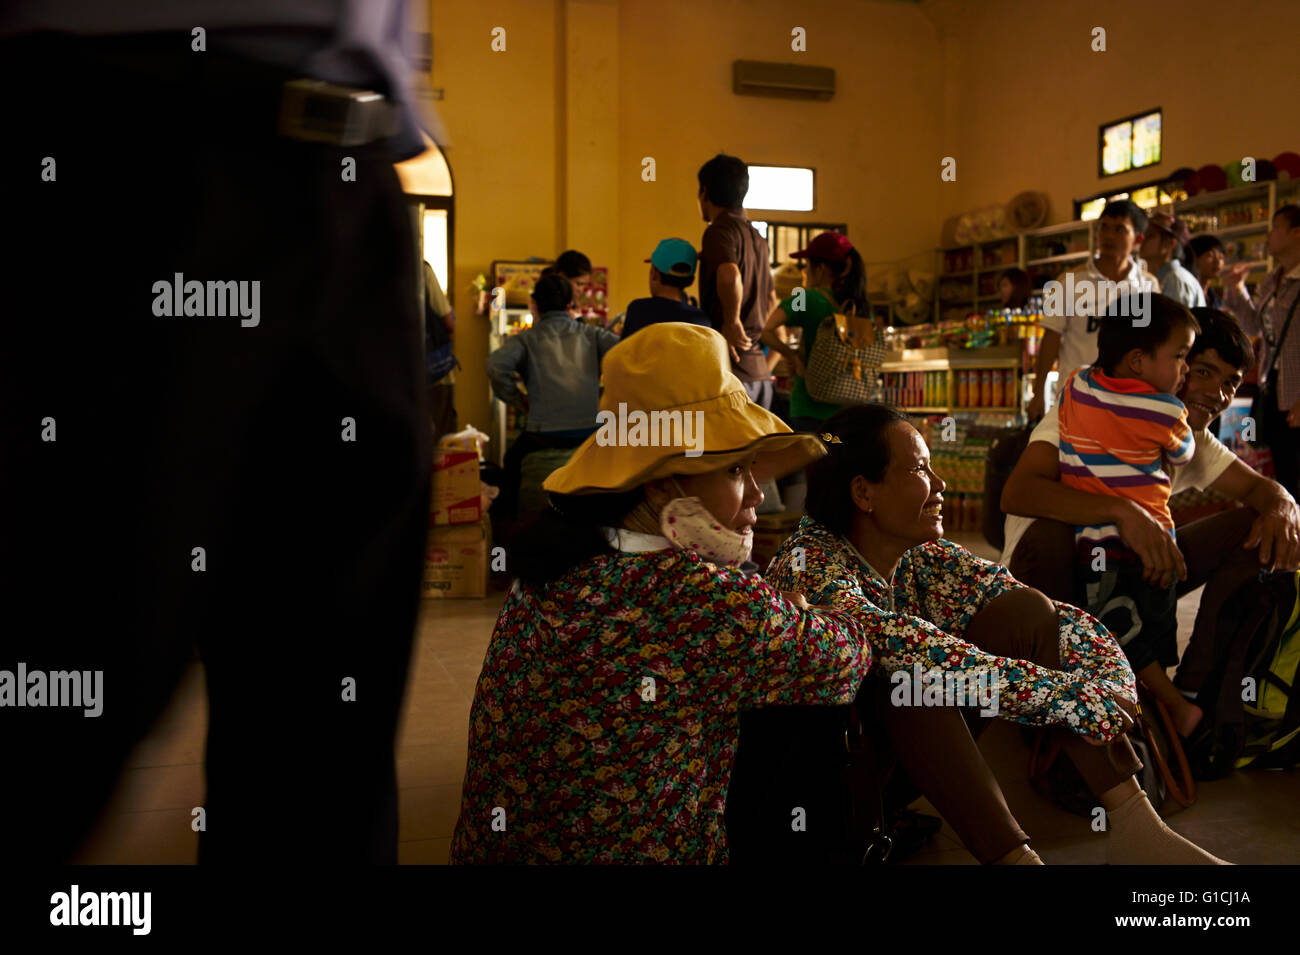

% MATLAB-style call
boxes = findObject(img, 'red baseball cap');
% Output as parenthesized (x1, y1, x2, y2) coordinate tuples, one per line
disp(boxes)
(791, 231, 853, 262)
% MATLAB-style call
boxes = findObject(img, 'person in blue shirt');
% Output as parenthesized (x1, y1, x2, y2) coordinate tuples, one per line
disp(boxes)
(487, 273, 620, 520)
(1140, 211, 1206, 309)
(620, 238, 711, 339)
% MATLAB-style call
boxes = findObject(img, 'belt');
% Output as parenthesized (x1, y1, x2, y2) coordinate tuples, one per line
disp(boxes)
(10, 32, 401, 148)
(278, 79, 401, 147)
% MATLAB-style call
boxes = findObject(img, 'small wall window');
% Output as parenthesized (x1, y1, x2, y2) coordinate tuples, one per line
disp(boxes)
(1099, 109, 1162, 177)
(744, 166, 815, 211)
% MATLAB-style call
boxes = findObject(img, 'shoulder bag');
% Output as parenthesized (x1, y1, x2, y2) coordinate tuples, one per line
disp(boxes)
(803, 294, 886, 406)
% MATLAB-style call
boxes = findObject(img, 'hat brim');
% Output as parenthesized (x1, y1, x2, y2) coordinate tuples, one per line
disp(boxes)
(542, 389, 827, 495)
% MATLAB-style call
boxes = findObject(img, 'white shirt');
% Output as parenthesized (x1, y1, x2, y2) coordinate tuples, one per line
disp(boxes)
(1000, 405, 1238, 566)
(1041, 257, 1160, 398)
(603, 528, 671, 553)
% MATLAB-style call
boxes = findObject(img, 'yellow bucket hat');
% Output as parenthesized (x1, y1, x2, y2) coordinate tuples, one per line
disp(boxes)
(543, 322, 826, 496)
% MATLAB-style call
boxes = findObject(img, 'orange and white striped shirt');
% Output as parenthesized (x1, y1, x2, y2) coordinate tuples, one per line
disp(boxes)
(1058, 367, 1194, 550)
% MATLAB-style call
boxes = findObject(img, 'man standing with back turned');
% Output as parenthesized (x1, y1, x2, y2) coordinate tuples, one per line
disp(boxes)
(697, 153, 777, 409)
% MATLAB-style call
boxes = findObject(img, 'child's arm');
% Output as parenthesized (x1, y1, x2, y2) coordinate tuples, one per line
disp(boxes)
(1161, 405, 1195, 467)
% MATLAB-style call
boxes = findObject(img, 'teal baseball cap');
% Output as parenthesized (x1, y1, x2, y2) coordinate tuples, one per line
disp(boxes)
(645, 238, 697, 278)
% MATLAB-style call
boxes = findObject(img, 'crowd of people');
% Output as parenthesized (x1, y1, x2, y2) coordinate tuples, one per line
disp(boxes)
(458, 154, 1300, 864)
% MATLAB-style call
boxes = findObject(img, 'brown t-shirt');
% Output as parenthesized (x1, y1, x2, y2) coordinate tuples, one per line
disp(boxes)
(700, 210, 773, 382)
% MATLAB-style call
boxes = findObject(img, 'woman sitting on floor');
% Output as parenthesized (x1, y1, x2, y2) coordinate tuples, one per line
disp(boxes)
(766, 403, 1233, 865)
(450, 324, 874, 864)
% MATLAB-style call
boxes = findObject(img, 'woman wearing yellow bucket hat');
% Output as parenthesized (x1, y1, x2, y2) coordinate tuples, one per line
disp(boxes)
(449, 323, 874, 864)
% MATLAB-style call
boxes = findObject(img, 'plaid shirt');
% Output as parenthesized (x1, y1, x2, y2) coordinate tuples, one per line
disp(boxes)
(1227, 262, 1300, 409)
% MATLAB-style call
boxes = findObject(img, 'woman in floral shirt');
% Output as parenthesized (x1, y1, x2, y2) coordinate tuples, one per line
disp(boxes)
(450, 323, 872, 864)
(767, 404, 1231, 865)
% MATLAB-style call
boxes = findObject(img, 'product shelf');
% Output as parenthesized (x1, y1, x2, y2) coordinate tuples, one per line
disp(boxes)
(1026, 251, 1090, 267)
(1213, 221, 1269, 238)
(1174, 182, 1271, 213)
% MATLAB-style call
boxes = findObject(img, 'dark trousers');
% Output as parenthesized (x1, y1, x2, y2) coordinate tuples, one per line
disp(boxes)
(429, 381, 459, 449)
(1261, 394, 1300, 499)
(743, 379, 775, 410)
(871, 589, 1141, 863)
(1009, 507, 1261, 692)
(2, 34, 431, 864)
(727, 589, 1141, 864)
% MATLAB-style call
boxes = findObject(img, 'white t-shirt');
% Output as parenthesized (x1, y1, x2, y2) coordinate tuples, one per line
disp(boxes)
(1000, 405, 1238, 566)
(1041, 257, 1159, 397)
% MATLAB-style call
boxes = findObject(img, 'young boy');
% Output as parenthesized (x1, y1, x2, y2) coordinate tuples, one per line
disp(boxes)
(1030, 199, 1159, 418)
(620, 238, 710, 339)
(1058, 293, 1202, 733)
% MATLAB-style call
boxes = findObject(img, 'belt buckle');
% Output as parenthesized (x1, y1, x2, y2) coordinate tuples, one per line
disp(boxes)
(278, 78, 394, 146)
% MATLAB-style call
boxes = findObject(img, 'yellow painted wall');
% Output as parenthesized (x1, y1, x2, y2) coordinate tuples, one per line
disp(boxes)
(427, 0, 1300, 434)
(432, 0, 944, 434)
(430, 0, 562, 438)
(939, 0, 1300, 224)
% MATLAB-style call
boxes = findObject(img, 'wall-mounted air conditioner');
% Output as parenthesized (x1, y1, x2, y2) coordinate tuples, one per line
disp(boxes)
(732, 60, 836, 101)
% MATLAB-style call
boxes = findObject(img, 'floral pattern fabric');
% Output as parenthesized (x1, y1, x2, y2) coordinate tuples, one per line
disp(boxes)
(766, 518, 1137, 741)
(449, 548, 872, 865)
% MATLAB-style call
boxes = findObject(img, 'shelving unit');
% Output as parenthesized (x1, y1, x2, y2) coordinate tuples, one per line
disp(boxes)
(879, 345, 1025, 416)
(928, 180, 1299, 327)
(935, 236, 1023, 324)
(1173, 179, 1299, 286)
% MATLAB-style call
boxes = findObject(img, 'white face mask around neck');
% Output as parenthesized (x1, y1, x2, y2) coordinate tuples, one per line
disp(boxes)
(658, 478, 753, 567)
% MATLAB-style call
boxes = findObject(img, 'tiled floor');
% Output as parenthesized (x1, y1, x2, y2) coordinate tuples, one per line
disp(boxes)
(75, 531, 1300, 864)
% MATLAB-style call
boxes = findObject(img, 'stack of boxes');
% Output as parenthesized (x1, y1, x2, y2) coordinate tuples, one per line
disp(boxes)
(425, 434, 491, 599)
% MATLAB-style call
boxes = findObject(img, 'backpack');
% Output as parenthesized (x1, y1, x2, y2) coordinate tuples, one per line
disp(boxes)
(726, 688, 904, 865)
(1027, 709, 1170, 816)
(1188, 569, 1300, 779)
(425, 263, 459, 382)
(803, 296, 886, 406)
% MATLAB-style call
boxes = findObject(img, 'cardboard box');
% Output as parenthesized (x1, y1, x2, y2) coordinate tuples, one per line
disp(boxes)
(423, 517, 490, 599)
(431, 450, 481, 525)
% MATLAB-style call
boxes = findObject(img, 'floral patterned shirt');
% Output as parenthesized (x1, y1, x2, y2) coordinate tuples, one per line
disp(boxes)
(449, 545, 872, 865)
(766, 518, 1136, 741)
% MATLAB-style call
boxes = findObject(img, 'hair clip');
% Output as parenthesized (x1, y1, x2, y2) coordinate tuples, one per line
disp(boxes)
(820, 433, 842, 444)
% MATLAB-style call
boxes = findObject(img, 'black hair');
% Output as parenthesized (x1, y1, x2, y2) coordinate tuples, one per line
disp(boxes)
(697, 153, 749, 209)
(809, 247, 868, 317)
(512, 489, 645, 585)
(654, 267, 693, 291)
(1100, 199, 1148, 236)
(1185, 234, 1225, 274)
(553, 250, 592, 279)
(805, 404, 911, 537)
(998, 267, 1031, 308)
(1187, 234, 1224, 259)
(1188, 307, 1254, 373)
(1094, 293, 1200, 377)
(531, 273, 574, 313)
(1274, 203, 1300, 232)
